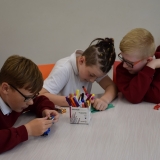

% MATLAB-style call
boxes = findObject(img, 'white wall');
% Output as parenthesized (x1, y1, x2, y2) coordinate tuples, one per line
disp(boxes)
(0, 0, 160, 93)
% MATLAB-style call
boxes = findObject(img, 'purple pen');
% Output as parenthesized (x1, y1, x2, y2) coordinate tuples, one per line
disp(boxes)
(65, 97, 72, 106)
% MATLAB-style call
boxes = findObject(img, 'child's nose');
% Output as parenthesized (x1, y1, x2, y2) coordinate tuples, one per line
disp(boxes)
(26, 99, 34, 105)
(89, 78, 96, 83)
(123, 62, 128, 68)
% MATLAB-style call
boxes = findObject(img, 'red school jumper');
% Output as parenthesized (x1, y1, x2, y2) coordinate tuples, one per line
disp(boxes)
(0, 96, 55, 154)
(116, 52, 160, 104)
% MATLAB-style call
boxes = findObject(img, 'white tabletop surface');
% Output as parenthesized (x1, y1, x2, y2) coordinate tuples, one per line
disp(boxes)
(1, 93, 160, 160)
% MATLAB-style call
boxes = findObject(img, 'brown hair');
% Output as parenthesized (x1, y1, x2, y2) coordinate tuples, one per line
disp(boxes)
(120, 28, 155, 58)
(0, 55, 43, 94)
(82, 38, 116, 73)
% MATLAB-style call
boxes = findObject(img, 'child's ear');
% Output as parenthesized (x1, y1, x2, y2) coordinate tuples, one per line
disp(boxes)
(1, 83, 10, 94)
(79, 56, 85, 65)
(147, 57, 153, 62)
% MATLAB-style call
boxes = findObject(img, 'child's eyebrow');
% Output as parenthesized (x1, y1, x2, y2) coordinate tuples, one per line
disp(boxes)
(24, 93, 37, 98)
(123, 57, 134, 64)
(89, 72, 96, 76)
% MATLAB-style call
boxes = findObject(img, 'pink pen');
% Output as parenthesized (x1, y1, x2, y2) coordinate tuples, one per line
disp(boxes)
(90, 95, 95, 107)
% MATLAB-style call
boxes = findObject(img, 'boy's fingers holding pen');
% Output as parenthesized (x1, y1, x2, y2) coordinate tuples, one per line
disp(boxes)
(42, 109, 59, 121)
(52, 110, 59, 117)
(25, 118, 53, 136)
(51, 110, 59, 123)
(42, 116, 49, 120)
(52, 115, 59, 123)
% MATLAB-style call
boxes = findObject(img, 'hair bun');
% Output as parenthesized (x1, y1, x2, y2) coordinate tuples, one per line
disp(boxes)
(89, 37, 114, 47)
(104, 38, 114, 45)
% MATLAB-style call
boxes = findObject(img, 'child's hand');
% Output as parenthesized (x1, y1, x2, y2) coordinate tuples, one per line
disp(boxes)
(42, 109, 59, 123)
(93, 98, 108, 111)
(24, 117, 53, 136)
(147, 59, 160, 69)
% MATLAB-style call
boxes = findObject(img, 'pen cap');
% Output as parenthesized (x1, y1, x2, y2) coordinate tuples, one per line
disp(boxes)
(76, 89, 80, 98)
(82, 86, 88, 95)
(90, 94, 95, 99)
(90, 94, 95, 103)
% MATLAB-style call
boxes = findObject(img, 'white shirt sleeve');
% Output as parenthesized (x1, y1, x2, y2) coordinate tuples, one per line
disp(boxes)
(43, 64, 70, 94)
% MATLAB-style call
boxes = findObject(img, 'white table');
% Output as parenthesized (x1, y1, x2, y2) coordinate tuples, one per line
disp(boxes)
(1, 93, 160, 160)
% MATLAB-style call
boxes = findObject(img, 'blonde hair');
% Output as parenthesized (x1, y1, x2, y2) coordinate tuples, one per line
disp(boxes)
(120, 28, 155, 58)
(0, 55, 43, 94)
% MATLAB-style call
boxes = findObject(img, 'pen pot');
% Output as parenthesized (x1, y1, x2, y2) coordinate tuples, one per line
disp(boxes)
(70, 105, 91, 125)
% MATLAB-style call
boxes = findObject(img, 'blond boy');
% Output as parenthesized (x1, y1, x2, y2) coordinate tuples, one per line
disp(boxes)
(116, 28, 160, 103)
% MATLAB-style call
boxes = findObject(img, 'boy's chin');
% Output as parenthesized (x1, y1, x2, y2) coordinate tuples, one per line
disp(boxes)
(14, 108, 24, 112)
(128, 70, 137, 74)
(80, 78, 87, 82)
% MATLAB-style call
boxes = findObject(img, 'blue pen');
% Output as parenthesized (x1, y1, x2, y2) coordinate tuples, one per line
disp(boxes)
(81, 93, 84, 102)
(78, 93, 81, 101)
(42, 128, 51, 136)
(42, 115, 54, 136)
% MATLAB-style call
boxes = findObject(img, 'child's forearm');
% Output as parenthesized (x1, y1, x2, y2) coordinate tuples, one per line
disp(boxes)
(0, 126, 28, 153)
(147, 59, 160, 69)
(42, 93, 69, 106)
(101, 84, 117, 104)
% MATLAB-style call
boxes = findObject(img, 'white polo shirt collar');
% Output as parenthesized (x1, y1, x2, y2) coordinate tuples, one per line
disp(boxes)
(0, 97, 12, 115)
(70, 50, 83, 76)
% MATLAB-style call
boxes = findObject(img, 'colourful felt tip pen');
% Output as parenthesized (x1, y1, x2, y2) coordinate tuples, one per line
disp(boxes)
(81, 93, 84, 102)
(69, 93, 73, 98)
(90, 95, 95, 107)
(73, 97, 80, 107)
(66, 97, 72, 106)
(86, 100, 90, 107)
(78, 93, 81, 101)
(84, 101, 89, 108)
(70, 97, 77, 107)
(91, 94, 95, 97)
(82, 86, 88, 95)
(82, 102, 85, 108)
(76, 89, 80, 99)
(86, 94, 92, 101)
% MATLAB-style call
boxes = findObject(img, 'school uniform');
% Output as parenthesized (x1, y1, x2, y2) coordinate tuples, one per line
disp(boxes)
(156, 45, 160, 52)
(0, 96, 55, 153)
(43, 50, 104, 96)
(116, 52, 160, 104)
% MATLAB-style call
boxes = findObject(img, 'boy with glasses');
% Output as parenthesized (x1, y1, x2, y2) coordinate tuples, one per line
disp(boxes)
(0, 55, 59, 153)
(116, 28, 160, 104)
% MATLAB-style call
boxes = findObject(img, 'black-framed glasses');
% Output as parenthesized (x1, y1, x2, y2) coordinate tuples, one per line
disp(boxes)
(118, 53, 143, 68)
(9, 84, 39, 102)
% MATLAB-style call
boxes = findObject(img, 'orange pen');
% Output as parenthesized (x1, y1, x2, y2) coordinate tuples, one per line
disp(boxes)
(70, 97, 77, 107)
(82, 86, 88, 95)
